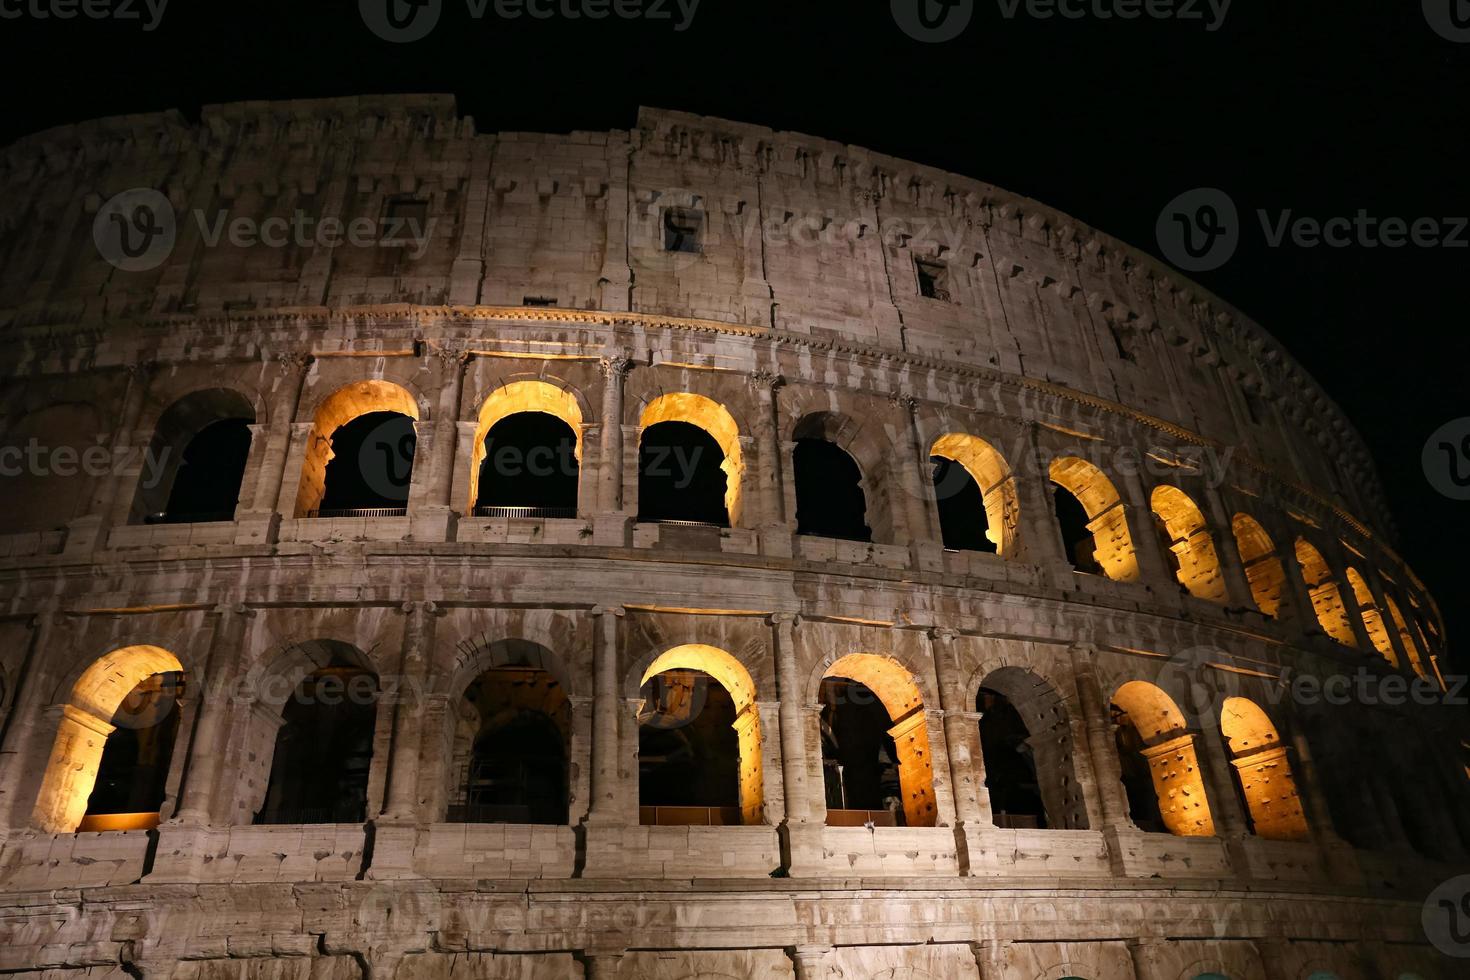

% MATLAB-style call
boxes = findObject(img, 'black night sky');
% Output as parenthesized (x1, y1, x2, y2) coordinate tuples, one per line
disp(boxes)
(4, 1, 1466, 666)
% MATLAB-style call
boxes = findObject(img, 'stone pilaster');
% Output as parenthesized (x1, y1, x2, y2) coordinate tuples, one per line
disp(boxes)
(586, 605, 625, 824)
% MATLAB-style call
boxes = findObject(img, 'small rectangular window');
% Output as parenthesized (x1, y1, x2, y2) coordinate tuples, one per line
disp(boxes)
(663, 207, 703, 253)
(1244, 388, 1265, 425)
(381, 198, 429, 246)
(915, 257, 951, 302)
(523, 295, 557, 307)
(1108, 323, 1135, 362)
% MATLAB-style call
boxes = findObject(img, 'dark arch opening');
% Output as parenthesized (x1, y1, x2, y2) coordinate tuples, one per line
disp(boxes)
(451, 665, 569, 825)
(474, 411, 579, 517)
(1110, 705, 1166, 834)
(794, 438, 871, 541)
(638, 669, 740, 824)
(256, 661, 378, 824)
(819, 676, 902, 825)
(638, 420, 729, 526)
(977, 687, 1047, 829)
(150, 419, 253, 524)
(931, 456, 995, 552)
(1052, 484, 1103, 574)
(317, 411, 416, 515)
(83, 671, 184, 823)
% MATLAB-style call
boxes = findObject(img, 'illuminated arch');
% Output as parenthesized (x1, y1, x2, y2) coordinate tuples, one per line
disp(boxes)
(1219, 697, 1309, 841)
(33, 645, 185, 833)
(1231, 514, 1286, 617)
(1344, 568, 1396, 665)
(1150, 485, 1227, 603)
(466, 380, 585, 513)
(1110, 681, 1214, 837)
(294, 380, 420, 517)
(638, 644, 763, 824)
(821, 653, 936, 827)
(639, 392, 744, 524)
(1293, 539, 1357, 646)
(930, 432, 1018, 556)
(1049, 457, 1139, 582)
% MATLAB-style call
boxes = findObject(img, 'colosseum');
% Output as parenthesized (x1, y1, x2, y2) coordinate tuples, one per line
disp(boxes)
(0, 94, 1462, 980)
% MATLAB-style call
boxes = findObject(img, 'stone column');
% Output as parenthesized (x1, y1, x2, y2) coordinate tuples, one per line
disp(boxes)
(597, 356, 633, 513)
(244, 352, 312, 515)
(1117, 469, 1177, 593)
(1194, 724, 1250, 837)
(751, 370, 785, 526)
(770, 614, 810, 824)
(580, 951, 623, 980)
(171, 603, 255, 824)
(1201, 486, 1256, 610)
(970, 939, 1012, 979)
(928, 628, 987, 827)
(1014, 422, 1073, 576)
(889, 393, 939, 556)
(566, 695, 594, 826)
(1068, 644, 1132, 830)
(1126, 938, 1167, 980)
(0, 609, 61, 829)
(586, 605, 625, 823)
(789, 945, 832, 980)
(380, 601, 436, 821)
(1287, 732, 1343, 844)
(429, 346, 470, 508)
(94, 360, 155, 527)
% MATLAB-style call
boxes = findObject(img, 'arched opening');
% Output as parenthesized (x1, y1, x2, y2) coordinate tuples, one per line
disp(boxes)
(1109, 681, 1214, 837)
(256, 649, 378, 825)
(1384, 593, 1429, 678)
(819, 654, 936, 828)
(976, 667, 1088, 830)
(637, 645, 762, 826)
(793, 433, 871, 542)
(1344, 568, 1396, 665)
(474, 413, 579, 518)
(929, 433, 1017, 555)
(33, 645, 185, 833)
(1231, 513, 1286, 617)
(1049, 457, 1139, 581)
(1293, 539, 1357, 646)
(467, 380, 584, 516)
(449, 663, 569, 825)
(637, 393, 743, 527)
(133, 389, 256, 524)
(1149, 485, 1227, 602)
(1219, 697, 1309, 841)
(296, 380, 420, 518)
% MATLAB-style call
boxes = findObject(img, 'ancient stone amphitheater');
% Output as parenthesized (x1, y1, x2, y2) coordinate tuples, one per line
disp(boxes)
(0, 95, 1462, 980)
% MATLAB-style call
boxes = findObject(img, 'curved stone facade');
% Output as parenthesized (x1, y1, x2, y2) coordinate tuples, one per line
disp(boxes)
(0, 96, 1461, 980)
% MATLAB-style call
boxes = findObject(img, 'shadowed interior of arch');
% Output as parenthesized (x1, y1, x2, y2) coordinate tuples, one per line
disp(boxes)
(636, 644, 762, 826)
(1109, 680, 1214, 838)
(467, 379, 584, 515)
(255, 642, 379, 825)
(975, 666, 1088, 831)
(819, 654, 936, 828)
(449, 662, 569, 825)
(793, 435, 871, 541)
(33, 644, 186, 834)
(132, 388, 255, 524)
(1049, 456, 1139, 581)
(929, 432, 1016, 555)
(297, 380, 420, 518)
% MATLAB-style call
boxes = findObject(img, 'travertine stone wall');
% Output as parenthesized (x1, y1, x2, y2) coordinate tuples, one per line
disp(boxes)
(0, 97, 1462, 978)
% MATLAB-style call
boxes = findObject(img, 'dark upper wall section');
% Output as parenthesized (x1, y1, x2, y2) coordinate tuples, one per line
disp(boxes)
(0, 94, 1390, 540)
